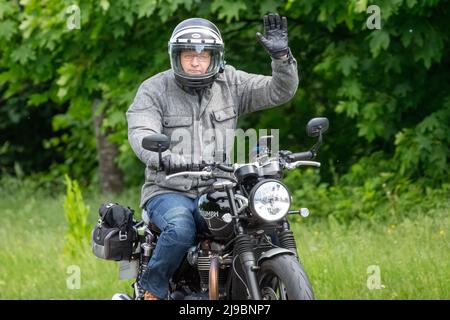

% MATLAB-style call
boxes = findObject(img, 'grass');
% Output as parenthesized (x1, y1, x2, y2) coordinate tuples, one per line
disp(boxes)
(0, 178, 448, 299)
(0, 180, 141, 299)
(291, 210, 450, 299)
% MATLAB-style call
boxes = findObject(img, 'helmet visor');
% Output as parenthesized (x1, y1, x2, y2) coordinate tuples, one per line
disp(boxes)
(169, 43, 224, 80)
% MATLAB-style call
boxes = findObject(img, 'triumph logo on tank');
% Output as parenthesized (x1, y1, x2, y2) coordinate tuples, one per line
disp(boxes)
(200, 211, 219, 219)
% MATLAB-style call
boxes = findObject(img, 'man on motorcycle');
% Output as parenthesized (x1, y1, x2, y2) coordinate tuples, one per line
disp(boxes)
(126, 13, 298, 300)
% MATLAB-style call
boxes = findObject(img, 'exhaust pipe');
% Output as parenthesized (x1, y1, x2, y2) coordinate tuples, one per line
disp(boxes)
(209, 256, 219, 300)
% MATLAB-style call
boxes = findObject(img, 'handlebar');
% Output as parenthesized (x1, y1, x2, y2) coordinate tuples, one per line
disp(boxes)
(162, 150, 320, 182)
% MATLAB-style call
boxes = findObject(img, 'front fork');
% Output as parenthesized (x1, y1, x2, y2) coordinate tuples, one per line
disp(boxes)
(279, 220, 299, 257)
(225, 184, 262, 300)
(234, 234, 262, 300)
(226, 185, 300, 300)
(234, 225, 299, 300)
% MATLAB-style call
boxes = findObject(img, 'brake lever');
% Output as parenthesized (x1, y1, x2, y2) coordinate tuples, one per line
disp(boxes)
(165, 171, 214, 181)
(284, 160, 321, 169)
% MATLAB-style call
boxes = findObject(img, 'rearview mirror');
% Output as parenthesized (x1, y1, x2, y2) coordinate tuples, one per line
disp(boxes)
(306, 118, 329, 137)
(142, 134, 170, 152)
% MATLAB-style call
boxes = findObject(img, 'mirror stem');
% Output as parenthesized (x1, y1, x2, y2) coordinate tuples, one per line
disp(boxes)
(310, 130, 323, 159)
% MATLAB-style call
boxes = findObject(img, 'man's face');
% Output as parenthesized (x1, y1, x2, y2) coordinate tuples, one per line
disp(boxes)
(180, 49, 211, 75)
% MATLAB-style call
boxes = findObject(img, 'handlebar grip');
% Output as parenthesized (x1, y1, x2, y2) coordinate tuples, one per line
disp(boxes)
(164, 163, 198, 174)
(163, 163, 233, 175)
(287, 151, 313, 162)
(163, 163, 215, 174)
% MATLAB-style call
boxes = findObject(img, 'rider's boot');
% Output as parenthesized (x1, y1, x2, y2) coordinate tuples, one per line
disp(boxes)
(144, 291, 161, 300)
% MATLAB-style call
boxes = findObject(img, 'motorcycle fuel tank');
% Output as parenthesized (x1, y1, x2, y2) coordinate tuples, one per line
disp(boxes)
(197, 191, 234, 239)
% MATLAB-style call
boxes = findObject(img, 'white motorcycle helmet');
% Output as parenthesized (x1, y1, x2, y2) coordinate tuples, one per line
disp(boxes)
(168, 18, 225, 89)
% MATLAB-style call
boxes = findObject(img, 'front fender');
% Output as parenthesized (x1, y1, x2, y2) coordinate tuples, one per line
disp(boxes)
(257, 248, 295, 265)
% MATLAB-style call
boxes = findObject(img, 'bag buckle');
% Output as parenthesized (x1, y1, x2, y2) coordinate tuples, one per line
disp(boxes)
(119, 231, 128, 241)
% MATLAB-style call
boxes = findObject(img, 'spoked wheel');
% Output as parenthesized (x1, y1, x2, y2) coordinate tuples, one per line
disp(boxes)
(258, 254, 314, 300)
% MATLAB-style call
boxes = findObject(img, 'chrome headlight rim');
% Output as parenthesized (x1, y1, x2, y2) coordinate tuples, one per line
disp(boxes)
(249, 179, 291, 222)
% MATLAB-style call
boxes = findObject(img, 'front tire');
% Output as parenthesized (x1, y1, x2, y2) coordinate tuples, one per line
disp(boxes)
(258, 254, 314, 300)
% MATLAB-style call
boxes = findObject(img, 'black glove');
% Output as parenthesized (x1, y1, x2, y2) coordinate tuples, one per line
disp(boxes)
(162, 154, 189, 174)
(256, 13, 289, 59)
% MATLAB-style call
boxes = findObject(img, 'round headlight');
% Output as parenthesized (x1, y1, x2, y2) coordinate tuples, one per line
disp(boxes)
(249, 180, 291, 221)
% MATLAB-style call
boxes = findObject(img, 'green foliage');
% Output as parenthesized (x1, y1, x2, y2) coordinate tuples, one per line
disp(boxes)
(0, 87, 63, 177)
(395, 98, 450, 181)
(0, 0, 449, 190)
(63, 175, 91, 257)
(284, 0, 450, 185)
(283, 153, 450, 224)
(211, 0, 248, 22)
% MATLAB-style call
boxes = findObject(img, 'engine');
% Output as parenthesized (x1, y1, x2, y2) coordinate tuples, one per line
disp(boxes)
(186, 241, 232, 299)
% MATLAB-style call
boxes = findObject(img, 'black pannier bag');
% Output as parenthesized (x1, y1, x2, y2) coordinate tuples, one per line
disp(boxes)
(91, 203, 136, 261)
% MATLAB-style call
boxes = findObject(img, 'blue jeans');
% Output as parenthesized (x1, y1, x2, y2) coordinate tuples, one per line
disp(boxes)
(138, 193, 208, 299)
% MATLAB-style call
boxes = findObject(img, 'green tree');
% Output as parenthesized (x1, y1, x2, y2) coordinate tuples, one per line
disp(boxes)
(0, 0, 448, 193)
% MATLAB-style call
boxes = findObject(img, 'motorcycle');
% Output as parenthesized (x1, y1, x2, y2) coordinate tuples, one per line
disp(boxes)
(112, 117, 329, 300)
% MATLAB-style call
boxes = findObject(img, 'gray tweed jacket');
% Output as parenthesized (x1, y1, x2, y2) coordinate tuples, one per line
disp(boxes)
(126, 55, 299, 208)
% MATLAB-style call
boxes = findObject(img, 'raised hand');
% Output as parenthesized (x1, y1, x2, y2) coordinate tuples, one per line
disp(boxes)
(256, 13, 289, 59)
